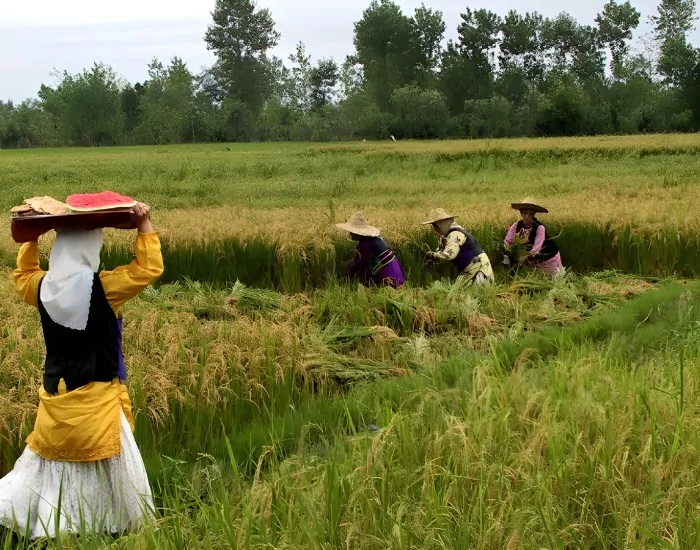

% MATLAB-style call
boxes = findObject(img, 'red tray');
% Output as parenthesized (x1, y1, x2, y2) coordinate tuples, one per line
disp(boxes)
(10, 210, 138, 243)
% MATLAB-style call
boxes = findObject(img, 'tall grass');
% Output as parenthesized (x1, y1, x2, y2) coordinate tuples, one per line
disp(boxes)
(3, 281, 700, 548)
(0, 271, 652, 476)
(66, 222, 698, 290)
(1, 136, 700, 218)
(2, 136, 700, 270)
(1, 221, 693, 291)
(3, 137, 700, 547)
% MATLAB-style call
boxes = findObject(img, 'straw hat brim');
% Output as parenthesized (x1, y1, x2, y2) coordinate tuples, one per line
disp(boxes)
(421, 213, 457, 225)
(335, 222, 381, 237)
(511, 202, 548, 214)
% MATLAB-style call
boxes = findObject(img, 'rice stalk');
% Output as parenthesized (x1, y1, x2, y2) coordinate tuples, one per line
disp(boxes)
(229, 280, 282, 310)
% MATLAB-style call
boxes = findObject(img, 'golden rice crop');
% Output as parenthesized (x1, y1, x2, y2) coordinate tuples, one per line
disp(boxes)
(3, 137, 700, 547)
(1, 134, 699, 253)
(0, 268, 653, 464)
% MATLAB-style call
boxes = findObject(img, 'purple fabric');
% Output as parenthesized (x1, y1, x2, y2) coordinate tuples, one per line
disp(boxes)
(454, 245, 480, 272)
(116, 317, 126, 380)
(348, 240, 406, 288)
(375, 257, 406, 287)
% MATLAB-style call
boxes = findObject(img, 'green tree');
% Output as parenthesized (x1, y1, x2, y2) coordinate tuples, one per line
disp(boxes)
(135, 58, 197, 144)
(541, 14, 577, 71)
(536, 77, 588, 135)
(353, 0, 421, 110)
(0, 101, 13, 148)
(651, 0, 697, 36)
(0, 100, 56, 148)
(464, 96, 517, 137)
(499, 11, 545, 81)
(286, 42, 313, 113)
(572, 25, 606, 84)
(339, 91, 389, 138)
(658, 34, 699, 86)
(595, 1, 641, 78)
(339, 56, 364, 100)
(121, 82, 145, 137)
(541, 14, 605, 84)
(412, 4, 446, 86)
(204, 0, 281, 113)
(309, 59, 340, 111)
(439, 8, 501, 114)
(684, 61, 700, 127)
(497, 11, 545, 104)
(282, 44, 339, 121)
(391, 86, 448, 138)
(650, 0, 699, 86)
(38, 63, 123, 146)
(458, 8, 502, 63)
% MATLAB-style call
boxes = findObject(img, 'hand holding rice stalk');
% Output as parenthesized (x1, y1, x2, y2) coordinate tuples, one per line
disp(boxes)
(503, 233, 530, 266)
(416, 239, 438, 266)
(423, 250, 438, 266)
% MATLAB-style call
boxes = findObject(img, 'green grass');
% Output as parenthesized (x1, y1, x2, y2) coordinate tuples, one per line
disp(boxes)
(1, 272, 638, 475)
(4, 221, 697, 291)
(3, 137, 700, 547)
(90, 223, 700, 289)
(4, 280, 700, 548)
(0, 138, 699, 214)
(4, 138, 700, 286)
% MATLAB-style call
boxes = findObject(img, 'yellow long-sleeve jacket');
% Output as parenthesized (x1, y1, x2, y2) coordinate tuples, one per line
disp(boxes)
(13, 232, 164, 462)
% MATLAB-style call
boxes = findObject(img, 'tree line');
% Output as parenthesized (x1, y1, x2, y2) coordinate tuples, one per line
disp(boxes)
(2, 0, 700, 148)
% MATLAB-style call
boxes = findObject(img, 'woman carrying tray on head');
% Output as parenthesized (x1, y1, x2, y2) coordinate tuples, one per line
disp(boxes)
(0, 202, 164, 540)
(423, 208, 494, 285)
(336, 212, 406, 288)
(504, 197, 564, 278)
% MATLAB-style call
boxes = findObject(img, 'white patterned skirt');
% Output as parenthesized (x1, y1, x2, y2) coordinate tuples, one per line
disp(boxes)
(0, 411, 154, 540)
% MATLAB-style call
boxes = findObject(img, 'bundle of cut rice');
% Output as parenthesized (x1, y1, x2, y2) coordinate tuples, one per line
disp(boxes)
(303, 351, 405, 384)
(229, 280, 281, 310)
(502, 234, 531, 266)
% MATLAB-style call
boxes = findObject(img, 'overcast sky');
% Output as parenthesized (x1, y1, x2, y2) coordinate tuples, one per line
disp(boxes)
(1, 0, 695, 102)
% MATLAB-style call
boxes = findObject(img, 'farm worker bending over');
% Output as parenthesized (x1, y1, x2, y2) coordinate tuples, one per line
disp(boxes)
(336, 212, 406, 288)
(0, 203, 163, 540)
(504, 197, 564, 279)
(423, 208, 494, 285)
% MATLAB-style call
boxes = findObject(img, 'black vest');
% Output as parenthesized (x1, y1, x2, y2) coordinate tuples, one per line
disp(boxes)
(38, 273, 121, 394)
(445, 226, 484, 272)
(516, 219, 559, 261)
(363, 236, 390, 257)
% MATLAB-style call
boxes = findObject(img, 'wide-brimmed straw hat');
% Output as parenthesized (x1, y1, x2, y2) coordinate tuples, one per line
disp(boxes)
(335, 211, 381, 237)
(510, 197, 548, 214)
(421, 208, 457, 225)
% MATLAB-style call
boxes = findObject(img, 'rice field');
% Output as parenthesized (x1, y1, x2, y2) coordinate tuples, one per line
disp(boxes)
(2, 136, 700, 548)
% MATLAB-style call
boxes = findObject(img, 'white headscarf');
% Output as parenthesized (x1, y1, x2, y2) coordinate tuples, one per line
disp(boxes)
(39, 229, 104, 331)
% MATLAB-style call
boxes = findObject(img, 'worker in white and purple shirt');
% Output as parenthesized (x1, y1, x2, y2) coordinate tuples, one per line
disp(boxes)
(422, 208, 494, 285)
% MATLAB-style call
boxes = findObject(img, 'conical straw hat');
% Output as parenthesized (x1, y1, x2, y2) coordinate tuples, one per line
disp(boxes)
(510, 196, 548, 213)
(422, 208, 457, 225)
(335, 212, 381, 237)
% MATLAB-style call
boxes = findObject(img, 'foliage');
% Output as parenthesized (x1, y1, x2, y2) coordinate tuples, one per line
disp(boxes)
(3, 0, 700, 148)
(37, 63, 124, 146)
(1, 135, 700, 546)
(390, 86, 448, 138)
(203, 0, 281, 113)
(3, 273, 700, 547)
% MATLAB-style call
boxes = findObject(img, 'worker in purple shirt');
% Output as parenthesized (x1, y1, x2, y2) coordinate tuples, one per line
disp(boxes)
(336, 212, 406, 288)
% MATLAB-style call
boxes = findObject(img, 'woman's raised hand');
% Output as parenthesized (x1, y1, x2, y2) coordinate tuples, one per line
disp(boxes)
(133, 203, 153, 233)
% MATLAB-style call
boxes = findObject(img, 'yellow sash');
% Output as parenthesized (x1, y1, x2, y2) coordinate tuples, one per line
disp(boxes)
(26, 380, 134, 462)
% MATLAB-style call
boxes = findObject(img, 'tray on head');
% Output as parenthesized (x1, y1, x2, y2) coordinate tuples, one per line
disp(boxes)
(10, 210, 137, 243)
